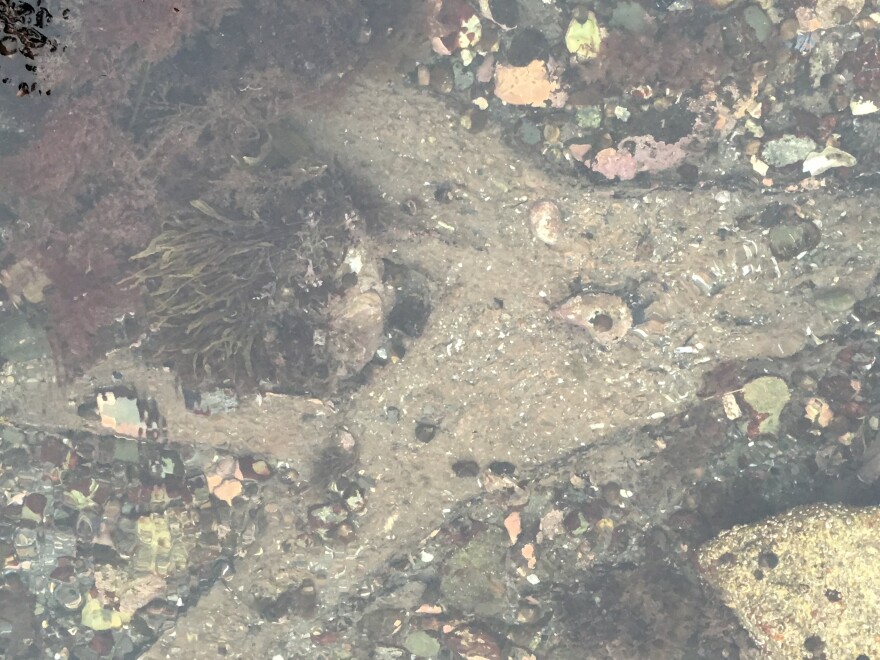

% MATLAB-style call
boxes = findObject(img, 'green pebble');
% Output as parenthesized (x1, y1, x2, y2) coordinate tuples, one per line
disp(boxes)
(814, 287, 856, 314)
(403, 631, 440, 657)
(744, 5, 772, 43)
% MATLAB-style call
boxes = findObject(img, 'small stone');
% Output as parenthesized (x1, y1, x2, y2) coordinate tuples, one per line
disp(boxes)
(481, 0, 519, 29)
(452, 60, 475, 90)
(744, 5, 772, 41)
(767, 221, 821, 260)
(0, 258, 51, 305)
(814, 286, 856, 314)
(96, 392, 144, 438)
(504, 511, 521, 544)
(403, 631, 441, 657)
(494, 60, 566, 108)
(429, 62, 454, 94)
(796, 0, 864, 30)
(750, 155, 769, 176)
(542, 123, 561, 144)
(416, 64, 430, 87)
(308, 502, 349, 530)
(517, 121, 542, 145)
(610, 0, 650, 33)
(328, 254, 394, 379)
(371, 648, 407, 660)
(81, 597, 124, 631)
(211, 478, 243, 505)
(440, 527, 509, 617)
(415, 421, 439, 443)
(565, 12, 604, 59)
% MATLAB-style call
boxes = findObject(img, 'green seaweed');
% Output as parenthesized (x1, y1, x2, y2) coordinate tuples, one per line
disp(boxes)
(124, 165, 355, 390)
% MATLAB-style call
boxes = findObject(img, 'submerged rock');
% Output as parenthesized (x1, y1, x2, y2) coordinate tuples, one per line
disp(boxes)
(440, 526, 510, 618)
(767, 221, 821, 260)
(699, 503, 880, 659)
(761, 135, 817, 168)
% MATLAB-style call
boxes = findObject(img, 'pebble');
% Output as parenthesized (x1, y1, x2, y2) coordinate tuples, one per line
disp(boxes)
(767, 221, 821, 260)
(814, 286, 856, 314)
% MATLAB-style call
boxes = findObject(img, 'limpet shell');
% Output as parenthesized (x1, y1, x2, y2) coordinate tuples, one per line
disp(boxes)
(553, 293, 632, 345)
(529, 199, 561, 246)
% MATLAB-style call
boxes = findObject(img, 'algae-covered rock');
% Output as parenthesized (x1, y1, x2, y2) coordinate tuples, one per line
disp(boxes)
(814, 286, 857, 315)
(81, 596, 126, 631)
(440, 526, 510, 617)
(610, 1, 650, 33)
(131, 512, 190, 577)
(761, 135, 817, 168)
(767, 221, 821, 260)
(741, 376, 790, 436)
(403, 631, 441, 657)
(565, 13, 604, 60)
(699, 503, 880, 659)
(744, 5, 772, 42)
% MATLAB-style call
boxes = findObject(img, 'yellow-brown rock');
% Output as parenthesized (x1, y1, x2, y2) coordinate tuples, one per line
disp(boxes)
(698, 503, 880, 659)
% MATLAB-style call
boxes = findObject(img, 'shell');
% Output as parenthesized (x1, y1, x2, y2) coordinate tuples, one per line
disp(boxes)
(328, 251, 394, 377)
(528, 199, 562, 246)
(553, 293, 632, 345)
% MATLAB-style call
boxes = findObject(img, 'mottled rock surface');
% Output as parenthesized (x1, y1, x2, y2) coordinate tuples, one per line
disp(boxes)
(699, 503, 880, 659)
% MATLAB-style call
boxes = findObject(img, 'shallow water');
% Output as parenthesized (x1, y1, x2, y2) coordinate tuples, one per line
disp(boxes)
(1, 0, 880, 658)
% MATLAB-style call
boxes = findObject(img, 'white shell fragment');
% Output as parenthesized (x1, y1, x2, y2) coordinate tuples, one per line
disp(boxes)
(528, 199, 562, 246)
(802, 146, 857, 177)
(850, 97, 879, 116)
(722, 392, 743, 420)
(553, 292, 632, 346)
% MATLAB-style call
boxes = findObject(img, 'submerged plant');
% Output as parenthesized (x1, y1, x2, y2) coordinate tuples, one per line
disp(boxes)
(125, 166, 356, 391)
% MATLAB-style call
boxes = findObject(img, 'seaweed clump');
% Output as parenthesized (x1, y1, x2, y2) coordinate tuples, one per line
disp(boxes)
(126, 164, 358, 393)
